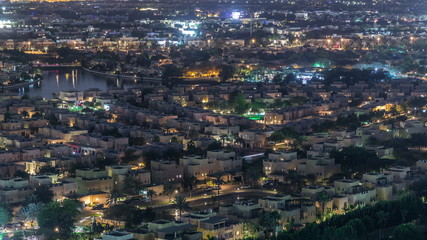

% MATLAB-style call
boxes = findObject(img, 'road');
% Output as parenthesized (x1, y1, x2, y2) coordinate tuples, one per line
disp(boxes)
(77, 184, 275, 226)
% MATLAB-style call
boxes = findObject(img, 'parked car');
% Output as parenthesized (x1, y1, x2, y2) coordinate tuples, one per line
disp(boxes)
(92, 204, 104, 210)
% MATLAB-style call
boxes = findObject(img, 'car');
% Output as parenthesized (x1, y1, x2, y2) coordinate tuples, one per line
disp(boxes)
(92, 204, 104, 210)
(263, 180, 275, 186)
(212, 186, 221, 190)
(240, 185, 251, 189)
(205, 187, 214, 191)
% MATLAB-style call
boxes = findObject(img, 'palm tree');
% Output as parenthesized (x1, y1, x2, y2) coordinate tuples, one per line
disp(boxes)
(212, 175, 225, 208)
(219, 134, 229, 146)
(260, 211, 281, 238)
(184, 176, 198, 198)
(400, 208, 408, 223)
(317, 192, 329, 219)
(377, 210, 389, 240)
(212, 175, 224, 197)
(123, 175, 143, 195)
(245, 167, 263, 188)
(26, 194, 38, 204)
(21, 110, 29, 118)
(286, 170, 304, 191)
(185, 176, 198, 190)
(147, 189, 157, 204)
(107, 190, 123, 206)
(163, 182, 175, 202)
(234, 137, 245, 148)
(17, 203, 44, 227)
(173, 195, 189, 219)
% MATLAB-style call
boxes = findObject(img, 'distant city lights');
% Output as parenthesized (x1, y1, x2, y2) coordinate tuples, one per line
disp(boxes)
(231, 11, 241, 20)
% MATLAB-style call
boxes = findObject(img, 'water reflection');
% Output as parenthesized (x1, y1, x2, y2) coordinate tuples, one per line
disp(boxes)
(12, 69, 139, 98)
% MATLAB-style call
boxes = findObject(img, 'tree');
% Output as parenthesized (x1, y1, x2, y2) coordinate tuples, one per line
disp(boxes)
(267, 131, 285, 143)
(21, 92, 30, 100)
(218, 64, 235, 81)
(243, 222, 260, 239)
(10, 231, 26, 240)
(37, 199, 79, 240)
(104, 204, 135, 221)
(4, 111, 12, 122)
(330, 146, 383, 178)
(234, 137, 245, 148)
(170, 136, 179, 143)
(162, 64, 183, 87)
(130, 137, 145, 146)
(272, 74, 284, 84)
(229, 90, 249, 115)
(121, 149, 140, 165)
(186, 140, 204, 155)
(286, 170, 304, 191)
(141, 207, 156, 222)
(392, 223, 422, 240)
(207, 141, 223, 151)
(212, 175, 224, 197)
(91, 219, 106, 238)
(260, 211, 280, 238)
(317, 191, 330, 219)
(147, 189, 157, 203)
(21, 110, 29, 118)
(32, 112, 43, 118)
(219, 134, 229, 146)
(107, 190, 123, 206)
(410, 177, 427, 197)
(245, 167, 263, 188)
(267, 127, 302, 145)
(125, 208, 146, 228)
(17, 203, 44, 227)
(14, 170, 29, 180)
(123, 175, 143, 195)
(184, 176, 198, 191)
(48, 114, 60, 125)
(34, 185, 54, 204)
(0, 203, 11, 228)
(173, 195, 190, 219)
(277, 193, 422, 240)
(376, 210, 389, 240)
(163, 182, 175, 202)
(288, 34, 296, 45)
(38, 165, 59, 175)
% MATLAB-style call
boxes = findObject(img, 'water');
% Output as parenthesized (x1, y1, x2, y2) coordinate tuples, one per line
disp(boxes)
(16, 69, 139, 98)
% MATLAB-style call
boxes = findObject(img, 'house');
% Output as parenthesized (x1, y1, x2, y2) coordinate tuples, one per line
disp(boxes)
(151, 160, 183, 184)
(70, 168, 113, 194)
(259, 194, 316, 226)
(0, 178, 33, 204)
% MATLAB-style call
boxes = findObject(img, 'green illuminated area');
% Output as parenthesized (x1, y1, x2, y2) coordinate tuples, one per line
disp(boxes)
(62, 101, 104, 113)
(68, 106, 83, 112)
(245, 114, 265, 120)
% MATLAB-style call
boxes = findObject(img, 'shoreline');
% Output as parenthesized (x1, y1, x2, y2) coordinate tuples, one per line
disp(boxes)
(1, 78, 42, 89)
(81, 67, 162, 83)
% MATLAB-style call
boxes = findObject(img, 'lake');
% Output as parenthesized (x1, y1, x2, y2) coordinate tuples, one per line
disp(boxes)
(15, 69, 140, 98)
